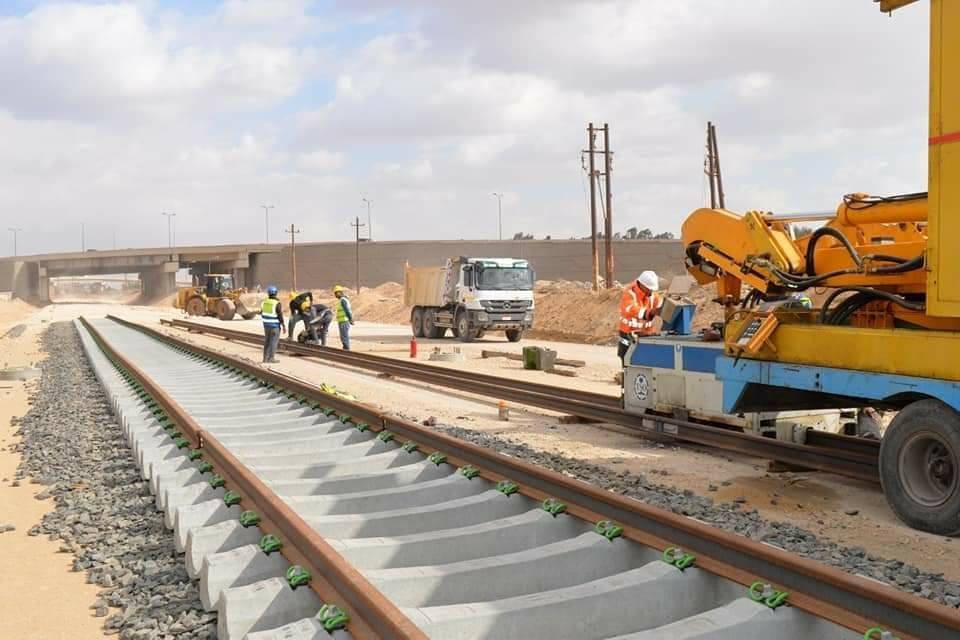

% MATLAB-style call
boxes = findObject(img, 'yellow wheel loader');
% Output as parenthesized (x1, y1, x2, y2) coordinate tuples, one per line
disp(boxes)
(174, 274, 263, 321)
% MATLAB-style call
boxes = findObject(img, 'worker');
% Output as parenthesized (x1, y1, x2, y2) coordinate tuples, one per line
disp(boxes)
(287, 290, 314, 340)
(310, 303, 334, 346)
(333, 285, 354, 350)
(260, 286, 285, 363)
(618, 270, 663, 363)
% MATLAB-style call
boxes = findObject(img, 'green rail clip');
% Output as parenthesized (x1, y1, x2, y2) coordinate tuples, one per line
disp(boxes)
(197, 461, 214, 474)
(542, 498, 567, 516)
(748, 582, 789, 609)
(322, 408, 336, 417)
(239, 511, 260, 528)
(317, 604, 350, 632)
(223, 491, 242, 507)
(259, 534, 283, 555)
(339, 414, 352, 424)
(187, 450, 203, 461)
(459, 465, 481, 479)
(428, 452, 448, 466)
(595, 521, 624, 541)
(173, 437, 189, 449)
(355, 422, 370, 432)
(497, 480, 519, 496)
(662, 547, 696, 571)
(863, 629, 899, 640)
(377, 430, 395, 443)
(168, 430, 182, 439)
(401, 441, 419, 453)
(208, 474, 226, 489)
(286, 565, 311, 589)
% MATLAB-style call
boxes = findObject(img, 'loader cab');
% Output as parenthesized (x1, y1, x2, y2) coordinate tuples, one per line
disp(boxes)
(204, 274, 234, 297)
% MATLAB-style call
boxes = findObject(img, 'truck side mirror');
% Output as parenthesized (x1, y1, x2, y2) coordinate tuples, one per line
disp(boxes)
(463, 267, 473, 288)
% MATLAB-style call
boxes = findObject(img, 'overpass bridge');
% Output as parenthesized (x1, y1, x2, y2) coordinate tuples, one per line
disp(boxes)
(0, 244, 281, 301)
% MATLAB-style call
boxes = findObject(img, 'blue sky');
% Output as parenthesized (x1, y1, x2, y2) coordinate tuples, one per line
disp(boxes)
(0, 0, 930, 255)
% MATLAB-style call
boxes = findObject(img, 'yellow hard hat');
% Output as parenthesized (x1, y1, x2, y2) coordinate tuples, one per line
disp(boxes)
(333, 285, 344, 294)
(288, 292, 297, 300)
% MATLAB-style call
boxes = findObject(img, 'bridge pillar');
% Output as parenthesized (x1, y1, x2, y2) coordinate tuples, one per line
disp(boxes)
(140, 262, 178, 300)
(37, 267, 50, 303)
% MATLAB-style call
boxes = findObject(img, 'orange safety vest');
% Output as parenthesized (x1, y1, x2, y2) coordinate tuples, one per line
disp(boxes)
(619, 282, 661, 335)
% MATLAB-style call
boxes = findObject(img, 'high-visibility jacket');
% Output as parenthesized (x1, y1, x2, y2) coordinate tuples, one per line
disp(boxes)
(261, 298, 281, 327)
(335, 296, 353, 323)
(619, 282, 662, 335)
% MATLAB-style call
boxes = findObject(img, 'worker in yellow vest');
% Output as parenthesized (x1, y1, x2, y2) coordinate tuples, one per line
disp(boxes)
(333, 285, 354, 350)
(260, 286, 285, 363)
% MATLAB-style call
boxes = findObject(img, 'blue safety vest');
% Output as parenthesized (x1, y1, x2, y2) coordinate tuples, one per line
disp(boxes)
(261, 298, 281, 327)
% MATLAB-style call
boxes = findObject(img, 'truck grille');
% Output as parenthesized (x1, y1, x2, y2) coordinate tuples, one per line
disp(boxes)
(480, 299, 532, 312)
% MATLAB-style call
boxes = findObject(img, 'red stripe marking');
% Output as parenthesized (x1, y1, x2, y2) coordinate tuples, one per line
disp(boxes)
(929, 130, 960, 146)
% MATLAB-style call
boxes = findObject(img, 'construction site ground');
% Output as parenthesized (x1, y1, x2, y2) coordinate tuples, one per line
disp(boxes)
(2, 297, 958, 636)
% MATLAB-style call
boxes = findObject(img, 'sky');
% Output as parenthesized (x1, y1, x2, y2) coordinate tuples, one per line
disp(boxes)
(0, 0, 931, 256)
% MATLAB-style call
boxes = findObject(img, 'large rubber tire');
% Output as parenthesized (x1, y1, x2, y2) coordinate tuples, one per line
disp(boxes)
(185, 297, 206, 317)
(505, 329, 523, 342)
(422, 309, 444, 338)
(216, 298, 236, 321)
(879, 399, 960, 535)
(456, 311, 477, 343)
(411, 307, 425, 338)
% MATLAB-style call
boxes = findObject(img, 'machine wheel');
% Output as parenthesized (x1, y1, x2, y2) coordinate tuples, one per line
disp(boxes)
(879, 399, 960, 535)
(411, 307, 425, 338)
(456, 311, 477, 342)
(216, 298, 237, 321)
(422, 310, 444, 338)
(185, 296, 206, 317)
(505, 329, 523, 342)
(475, 330, 486, 339)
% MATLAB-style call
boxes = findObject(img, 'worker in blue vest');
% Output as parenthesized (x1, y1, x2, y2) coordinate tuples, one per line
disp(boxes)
(333, 285, 354, 350)
(260, 286, 285, 363)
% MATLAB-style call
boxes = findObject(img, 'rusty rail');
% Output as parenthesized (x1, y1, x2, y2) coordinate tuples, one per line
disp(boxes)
(102, 315, 960, 639)
(156, 317, 881, 483)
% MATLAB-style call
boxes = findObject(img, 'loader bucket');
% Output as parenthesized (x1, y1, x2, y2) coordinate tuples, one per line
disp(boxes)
(236, 293, 264, 320)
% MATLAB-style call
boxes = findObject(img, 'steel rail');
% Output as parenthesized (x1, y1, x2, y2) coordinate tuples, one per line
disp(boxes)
(154, 317, 881, 483)
(101, 315, 960, 640)
(81, 317, 428, 640)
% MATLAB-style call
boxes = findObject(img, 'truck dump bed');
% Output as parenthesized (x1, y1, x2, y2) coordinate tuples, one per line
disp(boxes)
(404, 264, 448, 307)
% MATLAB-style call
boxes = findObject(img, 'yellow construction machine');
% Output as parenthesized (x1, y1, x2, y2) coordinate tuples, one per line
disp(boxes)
(174, 274, 263, 321)
(679, 0, 960, 534)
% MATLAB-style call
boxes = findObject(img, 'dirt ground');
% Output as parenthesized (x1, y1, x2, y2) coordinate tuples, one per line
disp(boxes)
(0, 299, 106, 639)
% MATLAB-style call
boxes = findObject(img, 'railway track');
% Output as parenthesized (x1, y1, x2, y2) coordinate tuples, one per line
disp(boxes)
(75, 315, 958, 639)
(156, 317, 881, 483)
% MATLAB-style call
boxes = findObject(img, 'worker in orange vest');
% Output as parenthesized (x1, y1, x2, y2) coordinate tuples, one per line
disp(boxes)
(618, 271, 663, 362)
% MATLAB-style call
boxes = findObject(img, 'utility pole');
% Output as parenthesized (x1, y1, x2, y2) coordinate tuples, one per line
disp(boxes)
(161, 212, 176, 248)
(351, 216, 366, 294)
(361, 198, 372, 242)
(8, 228, 22, 257)
(586, 123, 599, 291)
(261, 205, 274, 243)
(704, 122, 726, 209)
(603, 123, 614, 288)
(491, 192, 503, 240)
(81, 222, 85, 252)
(285, 224, 300, 292)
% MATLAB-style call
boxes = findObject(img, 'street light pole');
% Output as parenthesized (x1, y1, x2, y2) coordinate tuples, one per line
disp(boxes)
(161, 212, 176, 248)
(261, 205, 274, 243)
(491, 192, 503, 240)
(8, 228, 22, 257)
(361, 198, 372, 241)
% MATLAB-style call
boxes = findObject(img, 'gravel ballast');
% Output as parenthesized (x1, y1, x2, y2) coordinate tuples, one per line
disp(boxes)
(11, 323, 214, 639)
(437, 424, 960, 610)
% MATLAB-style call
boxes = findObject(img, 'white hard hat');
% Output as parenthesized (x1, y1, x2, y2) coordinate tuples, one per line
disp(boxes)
(637, 271, 659, 291)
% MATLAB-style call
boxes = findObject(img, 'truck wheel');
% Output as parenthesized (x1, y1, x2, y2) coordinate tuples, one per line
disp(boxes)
(216, 298, 236, 321)
(456, 311, 476, 342)
(185, 297, 206, 317)
(423, 310, 443, 338)
(879, 399, 960, 535)
(411, 307, 425, 338)
(505, 329, 523, 342)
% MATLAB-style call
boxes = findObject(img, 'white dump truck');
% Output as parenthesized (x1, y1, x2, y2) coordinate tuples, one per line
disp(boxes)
(404, 257, 535, 342)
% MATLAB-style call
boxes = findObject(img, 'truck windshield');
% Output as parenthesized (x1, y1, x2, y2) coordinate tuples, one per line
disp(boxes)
(476, 267, 534, 291)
